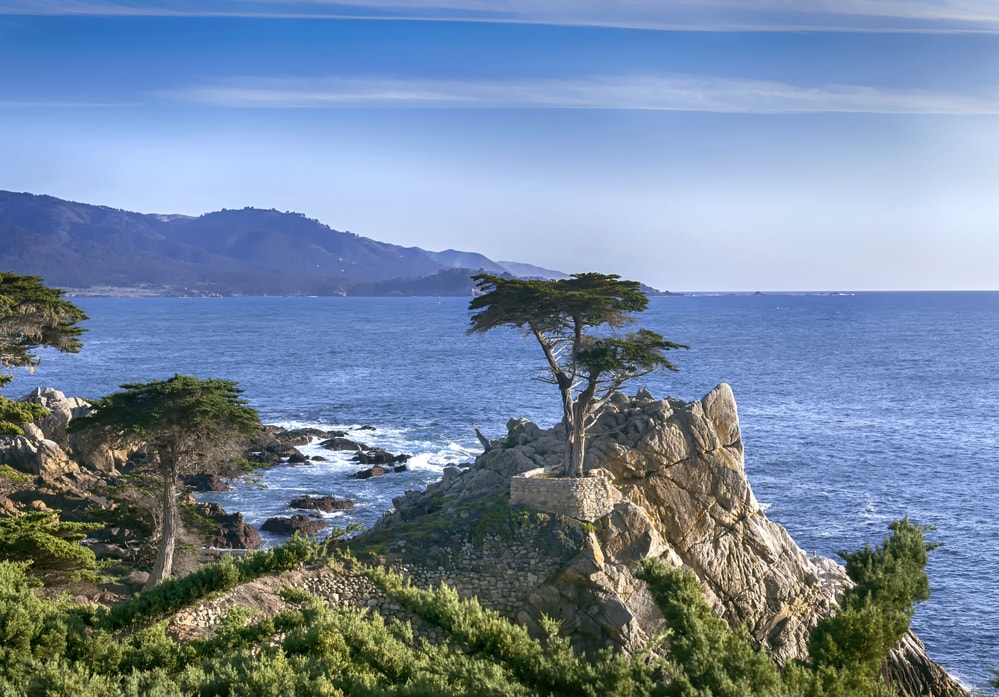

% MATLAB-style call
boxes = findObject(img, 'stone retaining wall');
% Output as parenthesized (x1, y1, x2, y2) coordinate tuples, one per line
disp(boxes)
(169, 524, 575, 642)
(510, 468, 617, 522)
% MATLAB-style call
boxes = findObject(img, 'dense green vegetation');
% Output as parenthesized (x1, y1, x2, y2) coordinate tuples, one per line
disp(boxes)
(0, 271, 87, 434)
(0, 520, 942, 696)
(0, 275, 964, 694)
(68, 375, 261, 587)
(0, 511, 101, 585)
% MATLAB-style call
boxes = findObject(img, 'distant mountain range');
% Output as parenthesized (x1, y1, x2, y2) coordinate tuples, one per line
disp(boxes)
(0, 191, 569, 296)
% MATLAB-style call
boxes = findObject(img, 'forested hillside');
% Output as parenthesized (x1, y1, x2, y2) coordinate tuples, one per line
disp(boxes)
(0, 191, 561, 296)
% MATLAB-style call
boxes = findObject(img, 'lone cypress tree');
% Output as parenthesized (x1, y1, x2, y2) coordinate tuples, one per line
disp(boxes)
(69, 375, 260, 586)
(469, 272, 687, 477)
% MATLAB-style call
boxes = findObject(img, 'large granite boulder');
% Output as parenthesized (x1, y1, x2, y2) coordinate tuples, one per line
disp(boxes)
(374, 384, 962, 697)
(0, 435, 79, 477)
(19, 387, 123, 472)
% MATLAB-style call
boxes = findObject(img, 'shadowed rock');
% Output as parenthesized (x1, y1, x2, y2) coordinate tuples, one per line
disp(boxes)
(289, 495, 355, 512)
(261, 514, 328, 536)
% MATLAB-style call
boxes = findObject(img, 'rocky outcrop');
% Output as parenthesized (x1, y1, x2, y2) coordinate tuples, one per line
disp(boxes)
(353, 448, 411, 466)
(0, 435, 79, 477)
(289, 495, 355, 512)
(372, 384, 962, 696)
(261, 514, 328, 536)
(183, 473, 230, 492)
(19, 387, 123, 472)
(200, 502, 262, 550)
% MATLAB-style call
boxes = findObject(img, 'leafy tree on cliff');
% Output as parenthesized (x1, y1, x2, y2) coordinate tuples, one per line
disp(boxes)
(469, 272, 687, 477)
(68, 375, 260, 587)
(0, 272, 87, 435)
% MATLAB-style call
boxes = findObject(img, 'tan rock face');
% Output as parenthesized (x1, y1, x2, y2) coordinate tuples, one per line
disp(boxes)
(472, 384, 961, 696)
(0, 435, 79, 477)
(587, 383, 824, 663)
(20, 387, 124, 472)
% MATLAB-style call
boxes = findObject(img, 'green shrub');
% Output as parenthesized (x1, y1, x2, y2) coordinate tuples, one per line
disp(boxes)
(0, 395, 49, 436)
(367, 564, 663, 697)
(279, 585, 313, 603)
(0, 518, 942, 697)
(103, 534, 320, 631)
(637, 558, 787, 697)
(0, 464, 31, 483)
(0, 511, 101, 584)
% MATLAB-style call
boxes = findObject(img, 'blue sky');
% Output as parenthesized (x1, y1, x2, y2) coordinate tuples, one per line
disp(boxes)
(2, 2, 998, 291)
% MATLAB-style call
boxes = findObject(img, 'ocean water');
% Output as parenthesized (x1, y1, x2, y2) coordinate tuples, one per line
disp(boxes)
(3, 292, 997, 692)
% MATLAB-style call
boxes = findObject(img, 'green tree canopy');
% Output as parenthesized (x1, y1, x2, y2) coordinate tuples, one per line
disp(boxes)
(0, 272, 87, 387)
(0, 511, 100, 585)
(469, 273, 687, 477)
(0, 272, 88, 435)
(69, 375, 260, 586)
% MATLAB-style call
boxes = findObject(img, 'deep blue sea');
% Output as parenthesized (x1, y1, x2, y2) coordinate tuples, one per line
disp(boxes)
(3, 292, 997, 692)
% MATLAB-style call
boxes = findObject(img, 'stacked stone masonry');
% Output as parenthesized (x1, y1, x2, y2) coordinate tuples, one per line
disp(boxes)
(509, 468, 618, 522)
(169, 524, 568, 642)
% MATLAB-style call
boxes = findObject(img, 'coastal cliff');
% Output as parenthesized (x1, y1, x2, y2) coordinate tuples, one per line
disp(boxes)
(367, 383, 963, 696)
(0, 384, 966, 694)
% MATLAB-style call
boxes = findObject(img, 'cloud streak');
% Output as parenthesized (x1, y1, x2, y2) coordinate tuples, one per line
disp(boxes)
(161, 74, 999, 115)
(6, 0, 999, 32)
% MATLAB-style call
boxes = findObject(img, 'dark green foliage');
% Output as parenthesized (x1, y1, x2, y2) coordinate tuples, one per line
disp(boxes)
(68, 374, 260, 452)
(0, 560, 89, 690)
(638, 519, 938, 697)
(0, 272, 87, 434)
(367, 564, 666, 697)
(802, 518, 939, 697)
(0, 520, 943, 696)
(469, 273, 648, 336)
(69, 375, 262, 586)
(637, 559, 788, 697)
(102, 534, 320, 632)
(0, 511, 101, 585)
(0, 272, 87, 388)
(0, 397, 49, 437)
(469, 273, 687, 476)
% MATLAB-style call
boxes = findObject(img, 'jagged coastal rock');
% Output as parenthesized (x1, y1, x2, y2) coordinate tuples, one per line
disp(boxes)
(0, 384, 965, 694)
(374, 383, 962, 696)
(0, 387, 119, 475)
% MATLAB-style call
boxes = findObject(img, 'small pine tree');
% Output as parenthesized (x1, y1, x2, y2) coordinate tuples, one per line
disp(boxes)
(69, 375, 260, 587)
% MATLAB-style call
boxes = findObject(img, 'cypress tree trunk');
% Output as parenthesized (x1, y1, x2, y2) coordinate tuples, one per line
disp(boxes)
(563, 395, 588, 478)
(147, 461, 178, 588)
(566, 424, 586, 478)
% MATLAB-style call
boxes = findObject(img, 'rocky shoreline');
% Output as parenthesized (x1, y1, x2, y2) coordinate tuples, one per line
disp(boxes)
(0, 387, 413, 591)
(0, 384, 967, 695)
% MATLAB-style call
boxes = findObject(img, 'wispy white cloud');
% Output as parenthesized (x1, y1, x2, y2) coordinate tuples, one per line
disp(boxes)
(161, 74, 999, 114)
(5, 0, 999, 32)
(0, 100, 125, 107)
